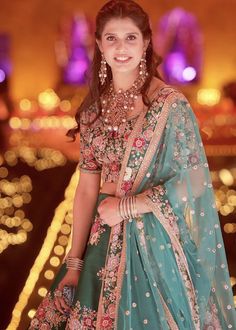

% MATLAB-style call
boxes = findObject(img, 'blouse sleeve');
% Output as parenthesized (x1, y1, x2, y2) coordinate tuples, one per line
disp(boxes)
(77, 110, 102, 174)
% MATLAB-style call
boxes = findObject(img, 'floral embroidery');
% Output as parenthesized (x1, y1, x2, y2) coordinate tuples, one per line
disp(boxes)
(97, 267, 105, 281)
(172, 100, 203, 170)
(97, 223, 124, 329)
(133, 137, 146, 149)
(123, 166, 132, 181)
(29, 292, 67, 329)
(144, 185, 180, 238)
(88, 215, 106, 246)
(66, 301, 97, 330)
(119, 89, 174, 196)
(78, 105, 137, 183)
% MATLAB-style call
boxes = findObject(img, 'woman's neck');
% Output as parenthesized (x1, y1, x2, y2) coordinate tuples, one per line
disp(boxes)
(112, 69, 139, 92)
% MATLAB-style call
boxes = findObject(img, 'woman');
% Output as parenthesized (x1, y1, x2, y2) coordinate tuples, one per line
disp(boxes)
(29, 0, 236, 329)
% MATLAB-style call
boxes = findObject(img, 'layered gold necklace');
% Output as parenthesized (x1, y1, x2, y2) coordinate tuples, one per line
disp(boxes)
(101, 74, 146, 134)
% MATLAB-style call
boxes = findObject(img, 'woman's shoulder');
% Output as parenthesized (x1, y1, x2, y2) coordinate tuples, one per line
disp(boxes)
(149, 78, 187, 104)
(149, 79, 193, 119)
(151, 79, 190, 111)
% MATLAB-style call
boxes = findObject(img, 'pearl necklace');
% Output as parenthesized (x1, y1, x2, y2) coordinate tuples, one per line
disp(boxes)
(101, 74, 146, 133)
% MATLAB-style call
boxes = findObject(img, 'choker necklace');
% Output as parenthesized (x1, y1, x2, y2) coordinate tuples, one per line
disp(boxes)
(101, 74, 147, 133)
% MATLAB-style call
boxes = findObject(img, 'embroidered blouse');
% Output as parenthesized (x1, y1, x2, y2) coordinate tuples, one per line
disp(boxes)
(78, 105, 138, 183)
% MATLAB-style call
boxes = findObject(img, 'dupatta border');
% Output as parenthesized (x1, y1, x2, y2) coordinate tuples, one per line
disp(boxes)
(114, 89, 180, 329)
(145, 198, 201, 329)
(130, 90, 175, 193)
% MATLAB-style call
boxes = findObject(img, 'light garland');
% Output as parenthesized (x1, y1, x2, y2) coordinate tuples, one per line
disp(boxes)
(9, 115, 75, 130)
(6, 169, 78, 330)
(2, 146, 66, 170)
(0, 174, 33, 254)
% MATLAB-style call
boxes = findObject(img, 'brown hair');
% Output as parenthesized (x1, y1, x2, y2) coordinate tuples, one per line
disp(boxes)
(67, 0, 162, 140)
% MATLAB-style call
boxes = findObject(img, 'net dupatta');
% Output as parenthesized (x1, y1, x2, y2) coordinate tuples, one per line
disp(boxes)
(96, 87, 236, 329)
(134, 92, 236, 328)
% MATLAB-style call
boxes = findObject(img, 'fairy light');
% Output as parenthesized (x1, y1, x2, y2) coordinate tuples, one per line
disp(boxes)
(197, 88, 221, 106)
(0, 167, 9, 178)
(224, 223, 236, 234)
(2, 147, 66, 171)
(19, 99, 32, 112)
(49, 256, 60, 267)
(54, 245, 64, 256)
(27, 309, 36, 319)
(8, 115, 76, 130)
(37, 287, 47, 298)
(0, 174, 33, 254)
(58, 235, 69, 246)
(38, 89, 60, 111)
(44, 270, 55, 280)
(9, 117, 22, 129)
(231, 277, 236, 287)
(59, 100, 72, 112)
(219, 169, 234, 186)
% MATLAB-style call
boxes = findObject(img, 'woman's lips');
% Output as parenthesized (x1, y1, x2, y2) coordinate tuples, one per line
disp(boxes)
(114, 56, 132, 63)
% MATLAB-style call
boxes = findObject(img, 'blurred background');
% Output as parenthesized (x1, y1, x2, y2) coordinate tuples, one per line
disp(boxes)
(0, 0, 236, 329)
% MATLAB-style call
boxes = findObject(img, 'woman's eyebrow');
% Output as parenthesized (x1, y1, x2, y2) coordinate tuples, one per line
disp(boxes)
(104, 32, 140, 36)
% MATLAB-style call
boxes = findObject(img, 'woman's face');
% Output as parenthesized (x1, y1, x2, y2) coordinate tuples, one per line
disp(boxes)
(97, 17, 149, 76)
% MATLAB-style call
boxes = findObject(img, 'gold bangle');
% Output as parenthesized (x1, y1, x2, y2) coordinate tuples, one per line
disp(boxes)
(65, 257, 84, 271)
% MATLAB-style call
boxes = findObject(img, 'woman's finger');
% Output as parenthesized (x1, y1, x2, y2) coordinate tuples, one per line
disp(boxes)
(60, 296, 70, 312)
(54, 297, 64, 314)
(54, 288, 67, 313)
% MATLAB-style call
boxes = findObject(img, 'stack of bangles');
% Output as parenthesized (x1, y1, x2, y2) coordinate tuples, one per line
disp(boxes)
(119, 195, 138, 221)
(65, 256, 84, 271)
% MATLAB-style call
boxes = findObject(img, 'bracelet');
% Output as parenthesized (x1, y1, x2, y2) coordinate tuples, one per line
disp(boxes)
(65, 257, 84, 271)
(119, 196, 138, 221)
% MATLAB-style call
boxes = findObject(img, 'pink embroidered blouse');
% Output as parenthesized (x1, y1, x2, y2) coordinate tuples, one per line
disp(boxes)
(78, 105, 138, 183)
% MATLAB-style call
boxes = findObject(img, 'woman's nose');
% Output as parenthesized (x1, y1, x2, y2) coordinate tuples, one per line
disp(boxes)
(116, 39, 126, 51)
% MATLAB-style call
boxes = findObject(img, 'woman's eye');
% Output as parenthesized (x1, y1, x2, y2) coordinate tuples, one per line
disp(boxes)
(127, 35, 136, 41)
(107, 36, 115, 41)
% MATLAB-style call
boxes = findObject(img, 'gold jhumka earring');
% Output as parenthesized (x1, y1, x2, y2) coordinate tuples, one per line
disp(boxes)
(99, 53, 107, 85)
(139, 51, 148, 79)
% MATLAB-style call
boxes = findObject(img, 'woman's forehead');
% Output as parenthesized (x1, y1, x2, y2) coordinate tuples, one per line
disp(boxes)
(102, 17, 141, 35)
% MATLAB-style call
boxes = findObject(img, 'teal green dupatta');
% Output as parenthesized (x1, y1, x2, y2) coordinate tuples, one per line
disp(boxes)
(96, 87, 236, 329)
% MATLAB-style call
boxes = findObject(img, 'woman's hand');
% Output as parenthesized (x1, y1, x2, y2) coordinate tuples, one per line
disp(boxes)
(54, 269, 80, 314)
(97, 196, 123, 227)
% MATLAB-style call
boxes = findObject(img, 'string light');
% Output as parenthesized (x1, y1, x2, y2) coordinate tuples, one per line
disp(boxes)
(9, 115, 75, 130)
(0, 174, 33, 254)
(2, 147, 66, 170)
(6, 170, 79, 330)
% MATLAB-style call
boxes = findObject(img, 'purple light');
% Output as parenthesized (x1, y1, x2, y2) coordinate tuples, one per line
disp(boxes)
(0, 69, 6, 83)
(182, 66, 197, 82)
(59, 14, 91, 85)
(165, 52, 186, 82)
(155, 8, 203, 84)
(65, 59, 89, 84)
(0, 34, 12, 76)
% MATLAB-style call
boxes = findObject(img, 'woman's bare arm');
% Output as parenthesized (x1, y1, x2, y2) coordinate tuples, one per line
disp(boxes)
(68, 171, 101, 258)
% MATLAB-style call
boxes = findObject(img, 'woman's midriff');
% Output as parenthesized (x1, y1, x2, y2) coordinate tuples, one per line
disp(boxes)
(100, 181, 117, 195)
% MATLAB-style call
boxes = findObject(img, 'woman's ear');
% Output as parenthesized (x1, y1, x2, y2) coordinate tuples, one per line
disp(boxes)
(96, 39, 103, 53)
